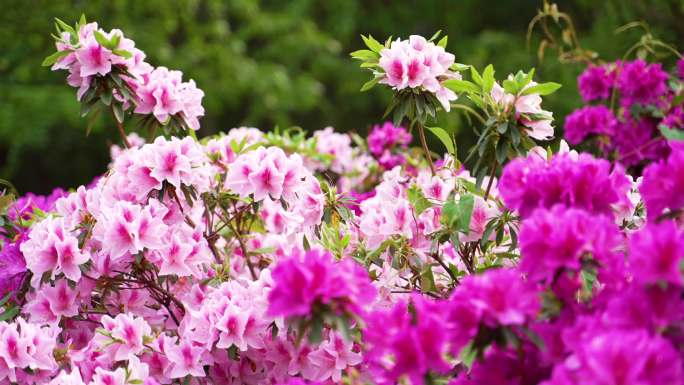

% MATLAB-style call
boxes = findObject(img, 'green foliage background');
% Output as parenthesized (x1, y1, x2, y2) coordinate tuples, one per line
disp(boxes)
(1, 0, 683, 193)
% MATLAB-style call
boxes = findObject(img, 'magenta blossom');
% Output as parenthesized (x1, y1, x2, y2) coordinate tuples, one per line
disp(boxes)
(563, 105, 616, 145)
(640, 141, 684, 219)
(577, 64, 615, 102)
(268, 249, 376, 318)
(616, 59, 669, 107)
(520, 205, 623, 285)
(629, 220, 684, 286)
(499, 152, 631, 218)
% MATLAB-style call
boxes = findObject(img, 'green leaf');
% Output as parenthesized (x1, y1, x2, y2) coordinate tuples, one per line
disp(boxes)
(110, 33, 121, 49)
(408, 185, 432, 216)
(361, 35, 384, 53)
(450, 63, 470, 72)
(482, 64, 495, 93)
(442, 200, 459, 228)
(521, 82, 562, 96)
(659, 124, 684, 140)
(456, 194, 475, 234)
(0, 306, 19, 322)
(420, 265, 437, 292)
(54, 17, 75, 34)
(470, 66, 483, 86)
(459, 342, 478, 370)
(350, 49, 379, 61)
(94, 30, 111, 49)
(308, 317, 324, 344)
(101, 89, 113, 106)
(41, 50, 70, 67)
(0, 293, 11, 307)
(112, 103, 125, 124)
(112, 49, 133, 59)
(443, 79, 480, 94)
(79, 14, 87, 28)
(426, 126, 455, 155)
(360, 76, 380, 92)
(428, 30, 442, 42)
(437, 35, 448, 48)
(502, 79, 518, 94)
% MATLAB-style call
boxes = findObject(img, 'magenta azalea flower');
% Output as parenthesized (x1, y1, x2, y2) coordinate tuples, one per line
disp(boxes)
(268, 249, 376, 318)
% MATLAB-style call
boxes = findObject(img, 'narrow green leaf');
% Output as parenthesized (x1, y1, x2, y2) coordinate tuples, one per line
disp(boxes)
(470, 66, 483, 86)
(408, 186, 432, 216)
(112, 103, 124, 123)
(437, 35, 448, 48)
(350, 49, 379, 61)
(426, 126, 455, 155)
(450, 63, 470, 72)
(457, 194, 475, 234)
(521, 82, 562, 96)
(55, 17, 75, 34)
(428, 30, 442, 42)
(659, 124, 684, 140)
(112, 49, 132, 59)
(502, 79, 518, 94)
(361, 34, 384, 53)
(360, 76, 380, 92)
(0, 306, 19, 322)
(94, 30, 110, 48)
(443, 79, 480, 94)
(0, 293, 11, 307)
(41, 50, 70, 66)
(482, 64, 495, 93)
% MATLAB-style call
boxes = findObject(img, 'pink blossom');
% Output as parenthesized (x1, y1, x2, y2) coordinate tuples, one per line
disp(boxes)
(166, 338, 207, 379)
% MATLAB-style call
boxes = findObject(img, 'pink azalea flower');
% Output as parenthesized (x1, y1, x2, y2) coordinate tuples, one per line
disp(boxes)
(108, 313, 152, 361)
(75, 36, 113, 77)
(90, 367, 127, 385)
(166, 338, 207, 379)
(43, 279, 79, 318)
(215, 304, 249, 351)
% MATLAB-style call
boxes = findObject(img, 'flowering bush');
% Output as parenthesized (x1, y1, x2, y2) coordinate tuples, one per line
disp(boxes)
(0, 13, 682, 385)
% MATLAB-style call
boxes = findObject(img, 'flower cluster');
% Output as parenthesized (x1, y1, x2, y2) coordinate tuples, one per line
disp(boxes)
(5, 17, 683, 385)
(491, 79, 555, 141)
(566, 59, 678, 166)
(46, 19, 204, 131)
(639, 141, 684, 220)
(498, 152, 631, 218)
(377, 35, 459, 110)
(367, 121, 412, 169)
(268, 248, 376, 319)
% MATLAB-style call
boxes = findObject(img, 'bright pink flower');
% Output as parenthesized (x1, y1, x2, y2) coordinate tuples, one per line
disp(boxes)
(629, 220, 684, 286)
(268, 249, 376, 318)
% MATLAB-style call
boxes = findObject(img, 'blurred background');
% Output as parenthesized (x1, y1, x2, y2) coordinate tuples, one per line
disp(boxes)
(1, 0, 683, 194)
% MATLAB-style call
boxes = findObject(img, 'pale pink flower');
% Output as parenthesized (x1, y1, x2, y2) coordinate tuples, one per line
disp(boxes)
(47, 368, 86, 385)
(43, 279, 79, 318)
(75, 36, 113, 77)
(307, 333, 362, 382)
(108, 313, 151, 361)
(90, 367, 127, 385)
(166, 339, 207, 379)
(215, 304, 249, 351)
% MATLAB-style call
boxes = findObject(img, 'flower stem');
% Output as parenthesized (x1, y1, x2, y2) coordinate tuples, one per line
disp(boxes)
(111, 107, 131, 148)
(417, 122, 436, 175)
